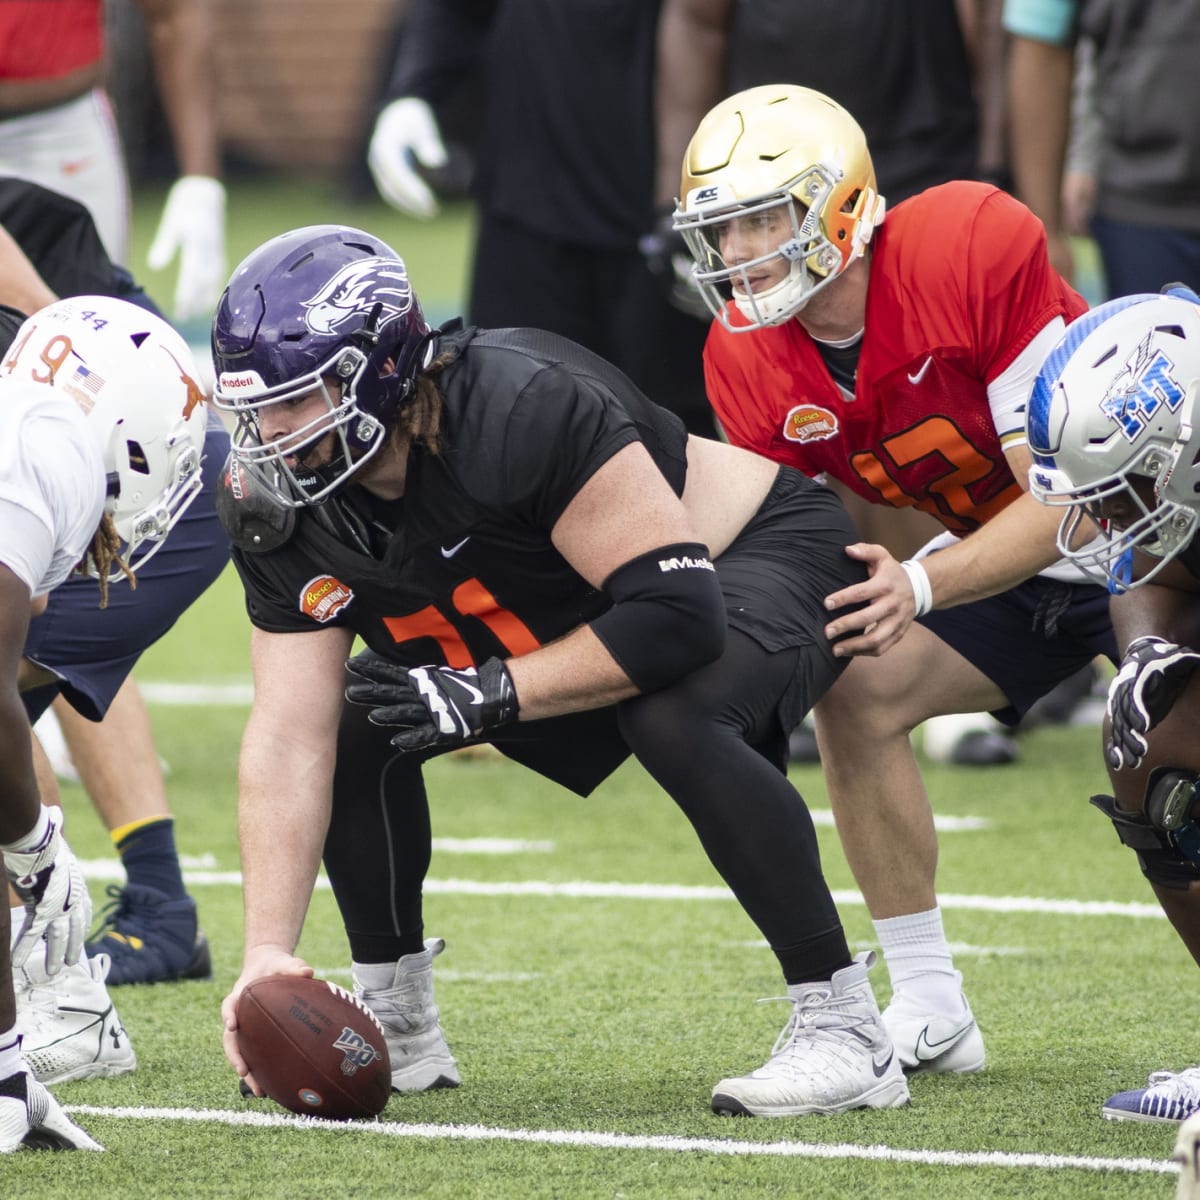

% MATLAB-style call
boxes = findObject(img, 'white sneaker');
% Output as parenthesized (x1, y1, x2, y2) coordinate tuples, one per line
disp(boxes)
(17, 953, 136, 1084)
(0, 1065, 103, 1152)
(353, 937, 460, 1092)
(1174, 1111, 1200, 1200)
(882, 984, 986, 1074)
(710, 952, 911, 1117)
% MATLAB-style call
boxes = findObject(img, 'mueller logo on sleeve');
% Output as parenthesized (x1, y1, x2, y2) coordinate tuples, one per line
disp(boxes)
(658, 554, 714, 572)
(299, 574, 354, 623)
(783, 404, 839, 443)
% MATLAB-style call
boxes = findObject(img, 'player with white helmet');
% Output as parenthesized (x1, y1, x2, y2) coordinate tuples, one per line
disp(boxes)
(1026, 286, 1200, 1126)
(0, 293, 206, 1151)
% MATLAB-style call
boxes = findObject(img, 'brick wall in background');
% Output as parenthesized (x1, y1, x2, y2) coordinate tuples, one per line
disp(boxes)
(107, 0, 406, 179)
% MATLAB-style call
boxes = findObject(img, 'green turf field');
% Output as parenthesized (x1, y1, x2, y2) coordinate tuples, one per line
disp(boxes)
(13, 186, 1184, 1197)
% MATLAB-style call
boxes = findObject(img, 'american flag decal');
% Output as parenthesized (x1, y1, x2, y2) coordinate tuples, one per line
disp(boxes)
(72, 365, 105, 394)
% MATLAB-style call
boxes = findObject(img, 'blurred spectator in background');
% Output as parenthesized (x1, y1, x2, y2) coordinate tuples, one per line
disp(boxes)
(654, 0, 1024, 767)
(365, 0, 715, 437)
(1006, 0, 1200, 296)
(0, 0, 227, 323)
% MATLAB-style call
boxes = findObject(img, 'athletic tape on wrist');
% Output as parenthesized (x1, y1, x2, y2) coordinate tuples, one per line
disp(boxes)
(900, 558, 933, 618)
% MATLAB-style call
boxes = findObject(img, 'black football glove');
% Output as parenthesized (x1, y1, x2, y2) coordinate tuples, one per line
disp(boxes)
(1106, 636, 1200, 770)
(345, 652, 518, 752)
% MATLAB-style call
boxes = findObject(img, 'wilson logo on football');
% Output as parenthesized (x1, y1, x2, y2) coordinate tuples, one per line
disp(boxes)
(300, 574, 354, 623)
(783, 404, 838, 443)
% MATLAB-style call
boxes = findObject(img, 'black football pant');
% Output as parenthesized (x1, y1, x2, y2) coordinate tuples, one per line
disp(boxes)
(326, 629, 851, 987)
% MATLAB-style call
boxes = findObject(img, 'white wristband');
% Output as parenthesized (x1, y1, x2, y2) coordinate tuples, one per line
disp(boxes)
(900, 558, 933, 618)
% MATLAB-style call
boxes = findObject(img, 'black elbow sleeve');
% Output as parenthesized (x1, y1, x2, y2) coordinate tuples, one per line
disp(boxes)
(589, 542, 726, 693)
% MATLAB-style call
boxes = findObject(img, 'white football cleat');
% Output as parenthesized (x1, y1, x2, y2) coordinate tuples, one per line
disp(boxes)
(0, 1066, 103, 1152)
(1175, 1111, 1200, 1200)
(17, 952, 136, 1084)
(354, 937, 460, 1092)
(711, 951, 910, 1117)
(881, 982, 986, 1074)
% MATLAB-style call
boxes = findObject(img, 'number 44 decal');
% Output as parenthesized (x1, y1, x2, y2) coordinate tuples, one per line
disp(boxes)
(382, 577, 541, 668)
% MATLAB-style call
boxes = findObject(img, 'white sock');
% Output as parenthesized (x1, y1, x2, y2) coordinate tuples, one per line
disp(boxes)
(873, 907, 966, 1017)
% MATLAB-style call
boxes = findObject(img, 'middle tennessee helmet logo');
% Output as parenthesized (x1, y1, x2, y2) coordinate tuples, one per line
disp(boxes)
(302, 258, 414, 335)
(1100, 333, 1186, 442)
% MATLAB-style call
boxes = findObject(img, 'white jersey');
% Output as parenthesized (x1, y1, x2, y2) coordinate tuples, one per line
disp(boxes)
(0, 382, 103, 597)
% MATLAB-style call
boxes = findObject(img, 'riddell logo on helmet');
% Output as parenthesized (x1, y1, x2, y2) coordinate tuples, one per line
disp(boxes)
(783, 404, 838, 443)
(300, 574, 354, 623)
(219, 372, 265, 391)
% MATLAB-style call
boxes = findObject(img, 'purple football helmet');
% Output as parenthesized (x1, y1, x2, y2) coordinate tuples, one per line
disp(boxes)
(211, 224, 431, 505)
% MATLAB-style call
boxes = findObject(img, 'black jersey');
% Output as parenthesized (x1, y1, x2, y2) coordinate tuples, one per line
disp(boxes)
(385, 0, 659, 246)
(726, 0, 979, 204)
(232, 326, 688, 670)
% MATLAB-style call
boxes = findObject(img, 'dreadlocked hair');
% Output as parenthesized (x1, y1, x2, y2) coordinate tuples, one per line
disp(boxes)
(390, 341, 463, 458)
(78, 513, 135, 608)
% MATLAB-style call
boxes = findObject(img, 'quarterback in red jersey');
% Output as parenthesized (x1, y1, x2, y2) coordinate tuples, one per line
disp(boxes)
(674, 84, 1117, 1079)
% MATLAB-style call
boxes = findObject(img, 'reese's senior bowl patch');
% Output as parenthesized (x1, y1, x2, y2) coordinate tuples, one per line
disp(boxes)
(300, 574, 354, 623)
(782, 404, 838, 444)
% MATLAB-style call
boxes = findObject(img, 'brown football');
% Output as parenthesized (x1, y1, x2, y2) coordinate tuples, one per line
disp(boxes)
(236, 975, 391, 1120)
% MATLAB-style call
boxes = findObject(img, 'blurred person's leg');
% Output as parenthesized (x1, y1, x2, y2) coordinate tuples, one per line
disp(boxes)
(66, 679, 212, 985)
(1090, 215, 1200, 298)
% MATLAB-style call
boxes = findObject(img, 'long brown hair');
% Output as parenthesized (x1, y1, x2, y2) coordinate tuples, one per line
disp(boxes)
(77, 514, 134, 608)
(389, 340, 463, 457)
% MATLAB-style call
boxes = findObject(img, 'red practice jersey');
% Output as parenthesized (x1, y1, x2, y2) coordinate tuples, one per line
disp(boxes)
(703, 181, 1088, 536)
(0, 2, 103, 81)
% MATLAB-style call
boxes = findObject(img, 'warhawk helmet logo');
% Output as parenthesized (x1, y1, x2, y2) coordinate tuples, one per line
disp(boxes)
(302, 258, 413, 335)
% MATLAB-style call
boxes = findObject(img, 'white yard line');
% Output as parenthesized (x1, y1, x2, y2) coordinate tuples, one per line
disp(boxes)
(75, 861, 1165, 920)
(64, 1105, 1174, 1176)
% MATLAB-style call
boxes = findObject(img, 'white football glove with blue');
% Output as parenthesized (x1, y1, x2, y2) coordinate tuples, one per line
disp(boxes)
(1106, 636, 1200, 770)
(367, 98, 447, 219)
(147, 175, 227, 322)
(3, 805, 91, 975)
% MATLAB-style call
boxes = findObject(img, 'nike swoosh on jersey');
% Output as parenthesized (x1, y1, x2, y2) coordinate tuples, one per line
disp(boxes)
(914, 1021, 974, 1062)
(907, 356, 934, 385)
(440, 537, 471, 558)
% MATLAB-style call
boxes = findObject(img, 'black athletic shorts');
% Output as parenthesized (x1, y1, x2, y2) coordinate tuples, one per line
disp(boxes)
(919, 572, 1118, 726)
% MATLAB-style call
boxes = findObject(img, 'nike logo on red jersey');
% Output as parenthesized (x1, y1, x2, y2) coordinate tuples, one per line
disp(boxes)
(907, 356, 934, 385)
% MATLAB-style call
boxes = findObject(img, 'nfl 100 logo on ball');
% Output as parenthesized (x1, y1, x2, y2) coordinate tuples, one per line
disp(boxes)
(236, 976, 391, 1119)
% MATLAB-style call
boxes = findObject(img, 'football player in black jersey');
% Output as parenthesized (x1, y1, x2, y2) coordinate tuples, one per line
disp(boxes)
(1025, 287, 1200, 1127)
(212, 224, 911, 1119)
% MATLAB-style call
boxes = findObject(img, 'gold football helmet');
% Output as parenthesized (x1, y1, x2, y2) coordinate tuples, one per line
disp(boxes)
(673, 85, 885, 331)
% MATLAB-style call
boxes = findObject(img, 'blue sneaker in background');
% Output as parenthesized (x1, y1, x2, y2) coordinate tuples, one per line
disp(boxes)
(86, 883, 212, 985)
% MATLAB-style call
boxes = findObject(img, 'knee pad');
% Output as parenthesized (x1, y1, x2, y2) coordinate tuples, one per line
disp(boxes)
(1091, 770, 1200, 890)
